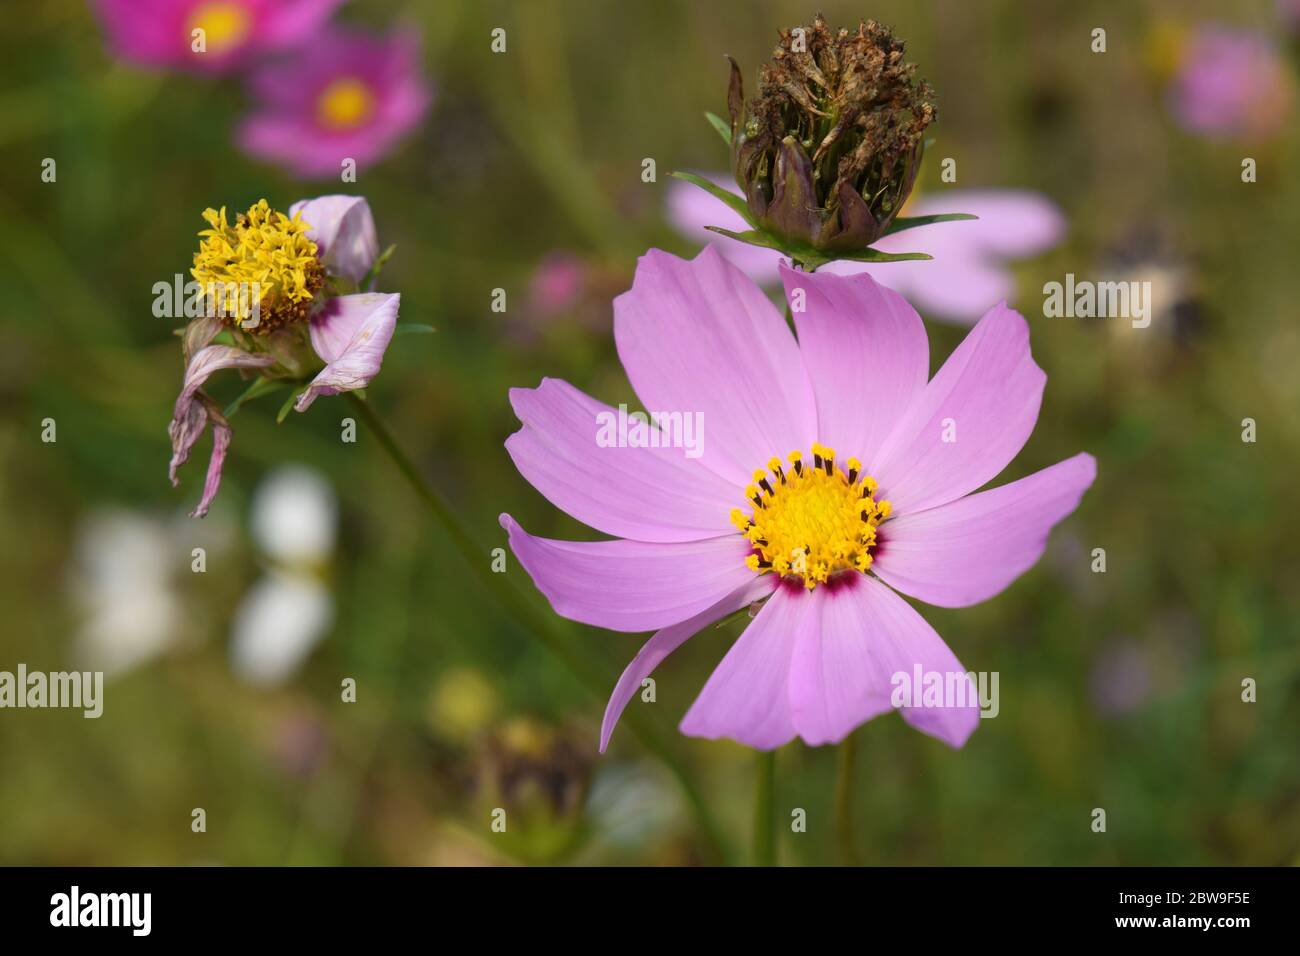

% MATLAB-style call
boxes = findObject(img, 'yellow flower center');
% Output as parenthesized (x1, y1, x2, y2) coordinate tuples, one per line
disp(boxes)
(191, 199, 324, 334)
(187, 2, 252, 56)
(316, 78, 376, 130)
(730, 443, 891, 590)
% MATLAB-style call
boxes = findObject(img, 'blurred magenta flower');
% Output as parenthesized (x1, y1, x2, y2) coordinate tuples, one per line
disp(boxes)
(169, 195, 400, 517)
(527, 252, 588, 320)
(500, 248, 1095, 751)
(238, 27, 433, 179)
(91, 0, 345, 72)
(669, 176, 1065, 324)
(1168, 25, 1293, 140)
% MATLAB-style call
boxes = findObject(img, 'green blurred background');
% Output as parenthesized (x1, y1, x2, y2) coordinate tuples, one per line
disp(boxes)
(1, 0, 1297, 866)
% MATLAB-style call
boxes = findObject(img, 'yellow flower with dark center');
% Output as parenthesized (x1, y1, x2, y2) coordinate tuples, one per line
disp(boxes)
(191, 199, 325, 334)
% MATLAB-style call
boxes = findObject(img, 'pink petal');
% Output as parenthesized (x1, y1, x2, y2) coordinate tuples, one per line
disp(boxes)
(872, 302, 1045, 514)
(779, 262, 928, 468)
(91, 0, 186, 68)
(787, 574, 980, 747)
(168, 344, 272, 517)
(873, 453, 1096, 607)
(613, 247, 817, 487)
(883, 256, 1013, 327)
(297, 293, 399, 411)
(505, 377, 737, 543)
(289, 195, 379, 285)
(816, 190, 1066, 324)
(189, 395, 233, 519)
(259, 0, 347, 48)
(888, 191, 1066, 260)
(499, 514, 755, 633)
(599, 575, 776, 752)
(169, 343, 275, 441)
(678, 584, 809, 749)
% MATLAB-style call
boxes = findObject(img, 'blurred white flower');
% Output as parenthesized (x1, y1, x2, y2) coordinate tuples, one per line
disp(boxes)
(250, 465, 338, 565)
(582, 763, 682, 854)
(229, 570, 334, 687)
(70, 510, 191, 676)
(231, 464, 339, 687)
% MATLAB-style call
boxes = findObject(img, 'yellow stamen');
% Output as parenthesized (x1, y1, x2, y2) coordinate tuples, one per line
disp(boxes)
(317, 78, 376, 130)
(187, 2, 252, 56)
(190, 199, 323, 334)
(735, 445, 891, 590)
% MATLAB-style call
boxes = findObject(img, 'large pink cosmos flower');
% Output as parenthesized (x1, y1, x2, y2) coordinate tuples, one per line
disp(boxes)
(238, 27, 433, 179)
(501, 248, 1094, 751)
(170, 195, 399, 517)
(668, 176, 1065, 325)
(91, 0, 345, 72)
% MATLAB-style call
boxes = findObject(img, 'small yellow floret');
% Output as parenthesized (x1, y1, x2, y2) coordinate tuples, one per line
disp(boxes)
(191, 199, 322, 332)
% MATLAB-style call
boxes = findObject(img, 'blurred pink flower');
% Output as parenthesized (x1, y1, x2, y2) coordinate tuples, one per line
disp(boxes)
(527, 252, 588, 319)
(91, 0, 345, 72)
(1168, 25, 1293, 140)
(501, 247, 1095, 751)
(238, 27, 433, 179)
(668, 175, 1065, 325)
(170, 195, 400, 517)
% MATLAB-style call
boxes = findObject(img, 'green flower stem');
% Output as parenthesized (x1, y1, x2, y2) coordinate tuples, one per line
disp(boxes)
(753, 749, 776, 866)
(343, 392, 730, 864)
(834, 732, 862, 866)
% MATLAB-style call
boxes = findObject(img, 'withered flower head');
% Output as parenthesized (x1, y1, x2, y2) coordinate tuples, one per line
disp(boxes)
(729, 15, 935, 253)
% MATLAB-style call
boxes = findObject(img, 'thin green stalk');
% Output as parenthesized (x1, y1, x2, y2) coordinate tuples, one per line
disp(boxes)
(753, 749, 776, 866)
(834, 733, 862, 866)
(343, 393, 730, 864)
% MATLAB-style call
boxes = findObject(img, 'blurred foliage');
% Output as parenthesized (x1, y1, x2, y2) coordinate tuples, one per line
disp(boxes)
(0, 0, 1297, 866)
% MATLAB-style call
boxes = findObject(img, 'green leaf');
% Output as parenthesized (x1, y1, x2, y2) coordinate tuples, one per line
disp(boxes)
(830, 246, 933, 264)
(669, 171, 755, 227)
(703, 225, 781, 249)
(884, 212, 978, 236)
(705, 111, 732, 146)
(223, 377, 291, 418)
(361, 243, 397, 290)
(704, 225, 932, 267)
(394, 323, 436, 336)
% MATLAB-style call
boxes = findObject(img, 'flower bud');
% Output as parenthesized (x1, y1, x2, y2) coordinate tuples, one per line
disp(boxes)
(729, 16, 935, 252)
